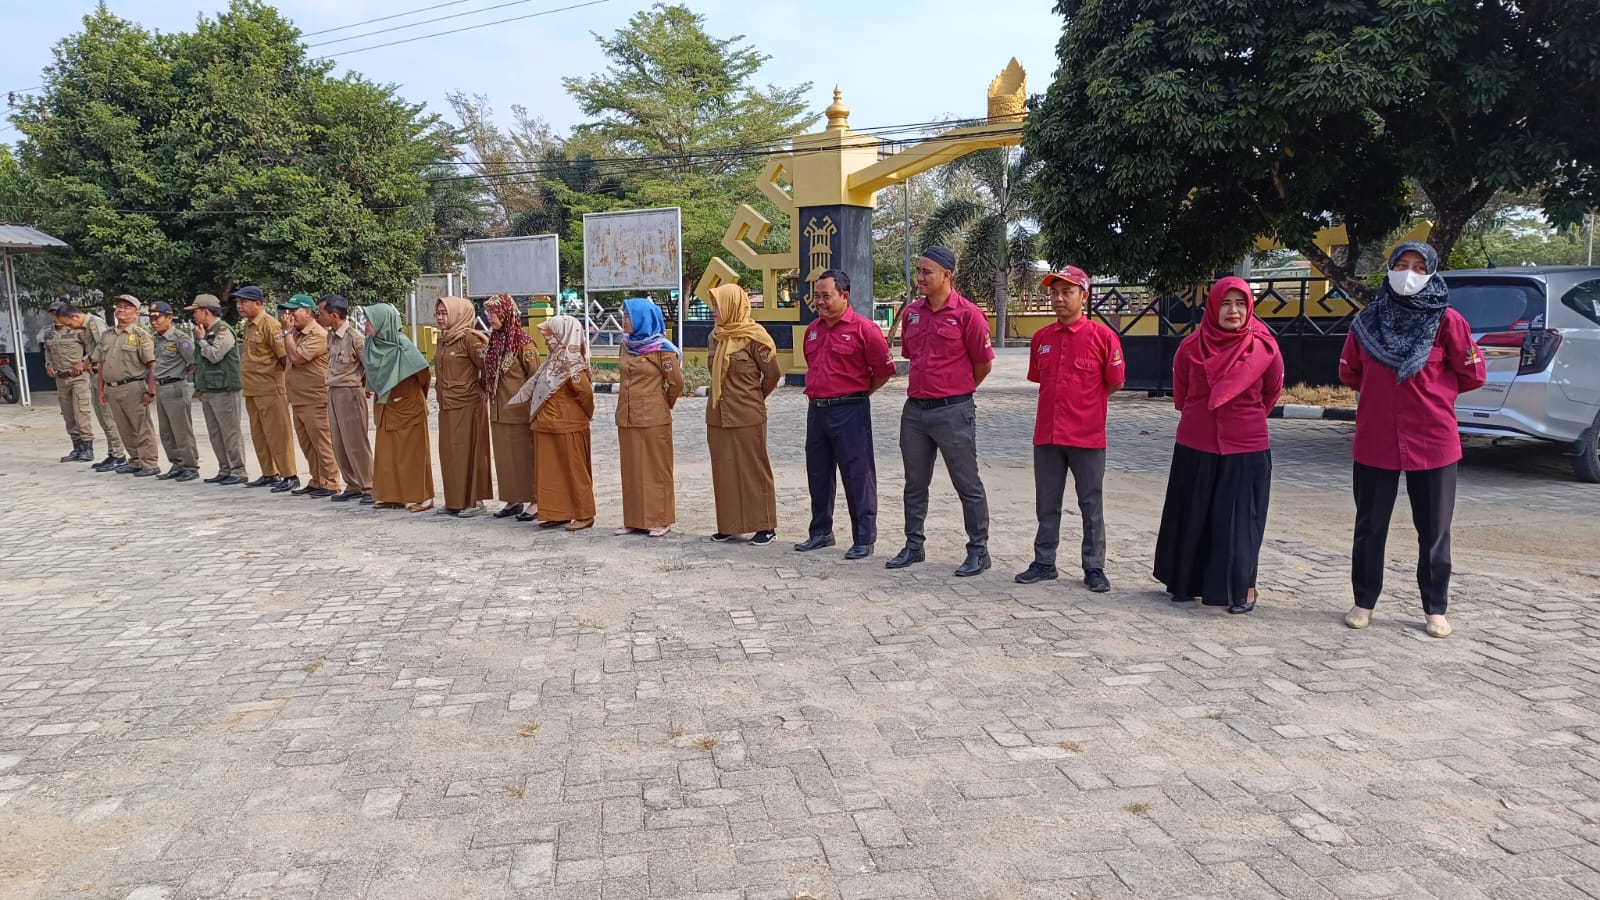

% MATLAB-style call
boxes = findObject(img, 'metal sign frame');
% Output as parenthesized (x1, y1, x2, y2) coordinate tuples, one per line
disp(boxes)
(461, 234, 561, 299)
(581, 207, 684, 346)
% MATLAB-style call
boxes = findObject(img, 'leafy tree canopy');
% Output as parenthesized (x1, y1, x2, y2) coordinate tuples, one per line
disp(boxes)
(1026, 0, 1600, 298)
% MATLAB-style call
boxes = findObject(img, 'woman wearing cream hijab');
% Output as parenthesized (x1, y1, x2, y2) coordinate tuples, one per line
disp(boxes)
(705, 284, 781, 544)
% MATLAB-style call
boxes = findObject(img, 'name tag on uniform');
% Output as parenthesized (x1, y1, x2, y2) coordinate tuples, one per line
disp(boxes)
(841, 334, 853, 342)
(165, 344, 177, 352)
(807, 331, 818, 342)
(1038, 344, 1052, 355)
(909, 314, 920, 325)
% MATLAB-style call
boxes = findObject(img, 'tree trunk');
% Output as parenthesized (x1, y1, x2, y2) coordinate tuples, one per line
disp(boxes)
(1296, 243, 1373, 303)
(994, 265, 1009, 350)
(1423, 182, 1497, 271)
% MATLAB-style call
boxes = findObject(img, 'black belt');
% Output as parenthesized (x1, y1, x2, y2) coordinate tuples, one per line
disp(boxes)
(156, 376, 185, 386)
(908, 393, 973, 409)
(106, 376, 148, 388)
(810, 393, 868, 407)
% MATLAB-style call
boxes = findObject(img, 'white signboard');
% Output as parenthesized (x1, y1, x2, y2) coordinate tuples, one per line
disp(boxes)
(463, 234, 560, 298)
(583, 208, 682, 292)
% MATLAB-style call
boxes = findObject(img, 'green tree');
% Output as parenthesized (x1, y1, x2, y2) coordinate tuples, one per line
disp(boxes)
(1026, 0, 1600, 299)
(918, 147, 1039, 346)
(414, 163, 494, 274)
(10, 1, 446, 306)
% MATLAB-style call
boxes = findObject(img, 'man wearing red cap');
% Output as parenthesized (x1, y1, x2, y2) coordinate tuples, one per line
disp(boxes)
(1017, 267, 1124, 592)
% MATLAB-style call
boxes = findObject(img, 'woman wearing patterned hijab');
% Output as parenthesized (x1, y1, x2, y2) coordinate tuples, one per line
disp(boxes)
(614, 297, 684, 538)
(433, 296, 494, 517)
(705, 284, 782, 545)
(1153, 277, 1282, 614)
(361, 304, 434, 512)
(510, 315, 595, 531)
(1338, 241, 1486, 638)
(482, 294, 541, 522)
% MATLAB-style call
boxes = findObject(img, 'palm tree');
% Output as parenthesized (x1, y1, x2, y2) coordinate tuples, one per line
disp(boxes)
(918, 147, 1039, 348)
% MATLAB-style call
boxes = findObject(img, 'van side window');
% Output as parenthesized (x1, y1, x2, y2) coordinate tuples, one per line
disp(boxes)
(1562, 279, 1600, 326)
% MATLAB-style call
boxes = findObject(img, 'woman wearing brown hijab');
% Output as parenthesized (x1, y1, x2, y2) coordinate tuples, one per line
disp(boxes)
(434, 296, 494, 517)
(705, 285, 781, 544)
(361, 304, 435, 512)
(482, 294, 541, 522)
(510, 315, 595, 531)
(614, 298, 684, 538)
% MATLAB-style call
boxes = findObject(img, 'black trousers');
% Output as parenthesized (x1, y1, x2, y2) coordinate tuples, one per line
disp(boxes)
(805, 400, 878, 547)
(1033, 444, 1107, 571)
(1351, 461, 1457, 615)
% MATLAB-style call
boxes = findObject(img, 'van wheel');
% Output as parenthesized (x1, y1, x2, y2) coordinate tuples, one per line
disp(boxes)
(1576, 411, 1600, 484)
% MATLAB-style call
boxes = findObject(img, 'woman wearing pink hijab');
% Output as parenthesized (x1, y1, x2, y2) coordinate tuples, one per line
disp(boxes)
(1153, 277, 1283, 614)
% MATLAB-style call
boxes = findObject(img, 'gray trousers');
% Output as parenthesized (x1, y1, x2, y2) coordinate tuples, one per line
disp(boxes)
(200, 390, 248, 477)
(155, 382, 199, 469)
(899, 397, 989, 553)
(91, 378, 126, 457)
(1033, 444, 1107, 570)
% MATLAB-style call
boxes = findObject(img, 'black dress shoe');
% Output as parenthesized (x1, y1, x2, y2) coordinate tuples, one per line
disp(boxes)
(217, 474, 245, 486)
(155, 465, 183, 480)
(358, 493, 374, 505)
(1228, 600, 1256, 615)
(204, 473, 228, 483)
(844, 543, 873, 560)
(290, 482, 316, 495)
(954, 551, 991, 577)
(133, 467, 160, 477)
(245, 475, 278, 488)
(270, 477, 301, 493)
(114, 463, 138, 474)
(515, 511, 538, 522)
(1014, 563, 1058, 585)
(885, 547, 925, 569)
(172, 469, 199, 483)
(494, 503, 525, 519)
(793, 535, 836, 552)
(307, 487, 335, 498)
(1084, 569, 1112, 592)
(329, 489, 361, 502)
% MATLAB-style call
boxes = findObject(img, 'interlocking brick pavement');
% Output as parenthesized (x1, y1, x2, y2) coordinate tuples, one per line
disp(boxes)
(3, 351, 1599, 899)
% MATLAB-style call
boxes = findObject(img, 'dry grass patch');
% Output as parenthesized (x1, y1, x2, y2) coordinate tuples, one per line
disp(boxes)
(1278, 382, 1357, 407)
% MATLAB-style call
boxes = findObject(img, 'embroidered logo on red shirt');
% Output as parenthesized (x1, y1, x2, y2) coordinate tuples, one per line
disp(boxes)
(1110, 349, 1124, 365)
(1038, 345, 1052, 355)
(1466, 347, 1482, 366)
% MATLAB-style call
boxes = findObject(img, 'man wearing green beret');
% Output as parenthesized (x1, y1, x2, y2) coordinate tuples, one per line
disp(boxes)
(281, 293, 339, 497)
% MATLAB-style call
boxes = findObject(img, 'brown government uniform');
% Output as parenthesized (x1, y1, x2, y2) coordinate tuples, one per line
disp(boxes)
(490, 344, 540, 506)
(44, 322, 94, 442)
(616, 348, 683, 529)
(372, 369, 433, 505)
(151, 321, 198, 470)
(325, 321, 371, 495)
(242, 310, 296, 479)
(534, 368, 596, 523)
(94, 321, 159, 469)
(436, 331, 494, 510)
(286, 319, 339, 491)
(81, 316, 127, 458)
(706, 337, 782, 535)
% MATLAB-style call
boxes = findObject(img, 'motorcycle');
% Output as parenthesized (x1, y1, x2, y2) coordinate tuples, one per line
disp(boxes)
(0, 353, 18, 404)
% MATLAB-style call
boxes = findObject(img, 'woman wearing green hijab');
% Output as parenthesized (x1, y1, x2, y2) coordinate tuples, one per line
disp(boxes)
(362, 304, 436, 511)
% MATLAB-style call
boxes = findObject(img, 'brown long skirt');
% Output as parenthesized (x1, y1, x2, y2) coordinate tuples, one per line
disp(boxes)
(373, 420, 433, 504)
(491, 420, 535, 504)
(439, 403, 494, 510)
(618, 424, 676, 529)
(535, 430, 594, 522)
(708, 423, 777, 534)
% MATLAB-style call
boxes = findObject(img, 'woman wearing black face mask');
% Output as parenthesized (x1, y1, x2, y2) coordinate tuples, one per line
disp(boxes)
(1338, 241, 1486, 638)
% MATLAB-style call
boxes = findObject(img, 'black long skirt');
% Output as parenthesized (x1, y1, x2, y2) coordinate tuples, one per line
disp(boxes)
(1152, 443, 1272, 606)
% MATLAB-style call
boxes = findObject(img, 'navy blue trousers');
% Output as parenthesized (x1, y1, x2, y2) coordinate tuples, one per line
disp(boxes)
(805, 400, 878, 547)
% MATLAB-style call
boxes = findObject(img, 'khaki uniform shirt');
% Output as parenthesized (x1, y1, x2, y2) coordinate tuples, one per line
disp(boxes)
(44, 325, 89, 377)
(705, 340, 781, 429)
(241, 311, 286, 397)
(285, 320, 329, 402)
(152, 325, 195, 381)
(435, 332, 487, 410)
(615, 349, 684, 428)
(325, 322, 365, 390)
(96, 323, 155, 384)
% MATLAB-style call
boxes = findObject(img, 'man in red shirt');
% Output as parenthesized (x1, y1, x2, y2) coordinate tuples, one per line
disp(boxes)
(886, 246, 997, 577)
(795, 269, 897, 559)
(1017, 267, 1124, 592)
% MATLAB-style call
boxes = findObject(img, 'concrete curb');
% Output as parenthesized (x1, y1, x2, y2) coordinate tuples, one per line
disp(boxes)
(1269, 404, 1356, 422)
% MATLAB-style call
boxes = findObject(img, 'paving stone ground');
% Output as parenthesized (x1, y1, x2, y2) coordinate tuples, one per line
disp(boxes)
(3, 350, 1600, 900)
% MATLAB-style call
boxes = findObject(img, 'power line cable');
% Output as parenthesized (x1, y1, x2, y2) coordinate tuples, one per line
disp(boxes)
(311, 0, 611, 59)
(301, 0, 484, 37)
(307, 0, 559, 48)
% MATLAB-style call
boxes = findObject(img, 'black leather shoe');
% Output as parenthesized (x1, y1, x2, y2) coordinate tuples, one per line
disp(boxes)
(358, 493, 374, 505)
(307, 487, 335, 498)
(290, 482, 317, 495)
(245, 475, 278, 488)
(1228, 600, 1256, 614)
(59, 443, 82, 463)
(204, 473, 228, 483)
(133, 467, 160, 477)
(954, 551, 991, 577)
(114, 463, 138, 474)
(217, 474, 245, 486)
(515, 511, 538, 522)
(156, 465, 183, 480)
(271, 477, 301, 493)
(329, 489, 361, 502)
(1015, 563, 1058, 584)
(844, 543, 873, 560)
(1084, 569, 1112, 592)
(172, 469, 199, 483)
(494, 502, 525, 519)
(885, 547, 924, 569)
(71, 442, 95, 462)
(793, 535, 836, 552)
